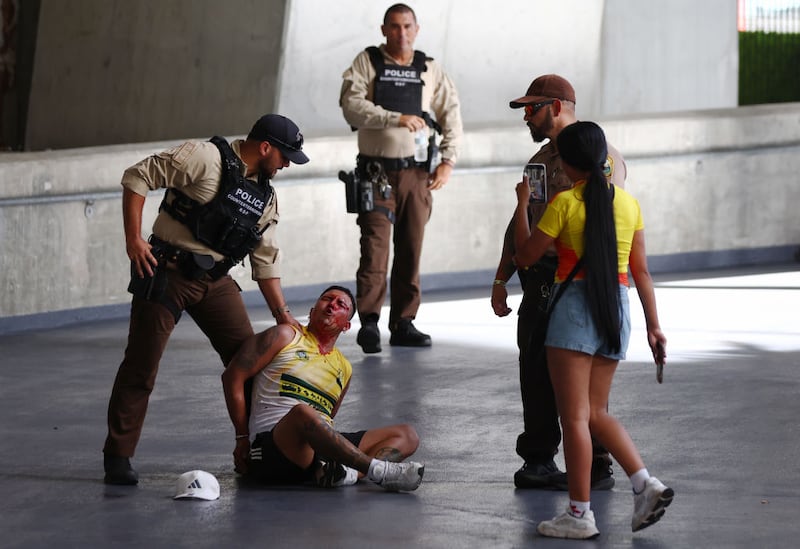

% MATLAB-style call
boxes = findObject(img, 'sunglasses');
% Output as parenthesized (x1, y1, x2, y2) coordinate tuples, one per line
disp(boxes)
(267, 133, 304, 152)
(524, 100, 555, 117)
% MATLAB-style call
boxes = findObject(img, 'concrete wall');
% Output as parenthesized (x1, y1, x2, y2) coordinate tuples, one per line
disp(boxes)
(2, 103, 799, 331)
(3, 0, 793, 335)
(600, 0, 739, 116)
(15, 0, 737, 150)
(23, 0, 287, 150)
(279, 0, 608, 134)
(278, 0, 738, 135)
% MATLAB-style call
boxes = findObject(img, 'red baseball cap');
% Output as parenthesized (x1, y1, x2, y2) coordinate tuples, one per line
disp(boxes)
(509, 74, 576, 108)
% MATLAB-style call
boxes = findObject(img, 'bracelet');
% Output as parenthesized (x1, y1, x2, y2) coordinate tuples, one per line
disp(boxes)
(235, 434, 249, 440)
(441, 158, 455, 167)
(493, 279, 507, 286)
(271, 304, 290, 317)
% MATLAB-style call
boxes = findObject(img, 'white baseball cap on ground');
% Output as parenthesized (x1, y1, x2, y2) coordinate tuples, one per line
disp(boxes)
(173, 470, 220, 501)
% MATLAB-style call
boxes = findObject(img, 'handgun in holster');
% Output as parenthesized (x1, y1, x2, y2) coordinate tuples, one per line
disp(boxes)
(338, 166, 370, 214)
(127, 244, 168, 301)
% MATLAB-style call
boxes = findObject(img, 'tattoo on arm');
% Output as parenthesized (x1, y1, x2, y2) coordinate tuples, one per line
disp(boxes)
(232, 329, 279, 372)
(255, 329, 278, 355)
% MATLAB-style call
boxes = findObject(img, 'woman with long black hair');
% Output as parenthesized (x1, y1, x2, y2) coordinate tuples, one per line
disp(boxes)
(514, 121, 672, 539)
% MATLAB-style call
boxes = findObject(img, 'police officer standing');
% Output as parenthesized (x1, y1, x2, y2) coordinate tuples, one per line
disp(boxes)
(103, 114, 308, 485)
(340, 3, 463, 353)
(491, 75, 626, 491)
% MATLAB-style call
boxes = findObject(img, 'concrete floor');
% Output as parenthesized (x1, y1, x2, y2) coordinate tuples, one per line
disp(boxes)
(1, 265, 799, 548)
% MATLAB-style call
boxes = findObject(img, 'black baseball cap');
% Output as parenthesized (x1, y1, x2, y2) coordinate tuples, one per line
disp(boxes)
(247, 114, 309, 164)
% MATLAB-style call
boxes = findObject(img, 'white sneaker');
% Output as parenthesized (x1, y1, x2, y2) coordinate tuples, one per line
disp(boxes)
(632, 477, 674, 532)
(537, 509, 600, 540)
(316, 461, 359, 488)
(371, 460, 424, 492)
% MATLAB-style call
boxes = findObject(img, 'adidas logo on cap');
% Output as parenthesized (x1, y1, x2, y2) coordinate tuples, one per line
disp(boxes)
(173, 470, 220, 501)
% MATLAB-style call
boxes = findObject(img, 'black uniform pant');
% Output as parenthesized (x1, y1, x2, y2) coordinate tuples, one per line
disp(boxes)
(356, 166, 431, 327)
(103, 265, 253, 457)
(515, 258, 611, 467)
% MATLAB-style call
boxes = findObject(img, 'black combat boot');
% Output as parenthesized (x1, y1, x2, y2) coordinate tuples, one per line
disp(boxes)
(389, 319, 432, 347)
(357, 314, 381, 353)
(104, 455, 139, 485)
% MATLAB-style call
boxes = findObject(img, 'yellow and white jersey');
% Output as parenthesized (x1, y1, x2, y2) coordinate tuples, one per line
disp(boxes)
(249, 326, 352, 435)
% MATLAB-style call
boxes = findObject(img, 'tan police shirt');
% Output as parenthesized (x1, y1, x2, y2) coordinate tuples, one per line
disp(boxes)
(504, 140, 628, 259)
(527, 140, 627, 228)
(120, 139, 282, 280)
(340, 44, 464, 163)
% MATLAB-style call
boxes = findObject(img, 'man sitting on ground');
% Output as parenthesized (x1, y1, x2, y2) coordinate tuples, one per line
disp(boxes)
(222, 285, 424, 491)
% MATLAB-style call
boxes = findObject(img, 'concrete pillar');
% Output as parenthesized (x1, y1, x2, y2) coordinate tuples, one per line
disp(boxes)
(21, 0, 287, 150)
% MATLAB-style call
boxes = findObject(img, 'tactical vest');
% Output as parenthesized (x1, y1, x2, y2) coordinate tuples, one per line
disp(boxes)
(159, 136, 273, 263)
(366, 46, 428, 116)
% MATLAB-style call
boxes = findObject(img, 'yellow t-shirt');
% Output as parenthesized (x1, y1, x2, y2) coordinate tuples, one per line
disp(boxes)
(249, 326, 352, 435)
(536, 181, 644, 285)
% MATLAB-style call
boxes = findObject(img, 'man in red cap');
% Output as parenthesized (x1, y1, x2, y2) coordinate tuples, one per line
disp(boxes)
(103, 114, 309, 486)
(490, 75, 627, 490)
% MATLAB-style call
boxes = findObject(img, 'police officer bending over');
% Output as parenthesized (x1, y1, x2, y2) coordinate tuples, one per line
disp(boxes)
(103, 114, 308, 485)
(340, 3, 463, 353)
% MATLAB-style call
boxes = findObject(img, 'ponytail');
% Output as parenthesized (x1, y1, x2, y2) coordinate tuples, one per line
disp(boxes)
(557, 122, 621, 352)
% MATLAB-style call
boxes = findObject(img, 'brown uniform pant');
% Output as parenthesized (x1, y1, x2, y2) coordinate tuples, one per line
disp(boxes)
(103, 266, 253, 457)
(356, 167, 431, 327)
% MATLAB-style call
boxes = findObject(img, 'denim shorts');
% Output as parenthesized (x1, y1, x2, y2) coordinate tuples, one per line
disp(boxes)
(544, 280, 631, 360)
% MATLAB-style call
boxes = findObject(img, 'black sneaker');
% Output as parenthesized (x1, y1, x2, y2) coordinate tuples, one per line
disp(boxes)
(103, 455, 139, 485)
(590, 458, 615, 490)
(514, 460, 563, 489)
(549, 460, 615, 491)
(389, 319, 432, 347)
(357, 315, 381, 353)
(315, 461, 359, 488)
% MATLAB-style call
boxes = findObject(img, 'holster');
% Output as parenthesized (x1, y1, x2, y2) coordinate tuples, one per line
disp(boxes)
(354, 157, 396, 223)
(147, 235, 225, 281)
(517, 256, 558, 317)
(127, 259, 168, 302)
(126, 238, 185, 323)
(177, 252, 216, 280)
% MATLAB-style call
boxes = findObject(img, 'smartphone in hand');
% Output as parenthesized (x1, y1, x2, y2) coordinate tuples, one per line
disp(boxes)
(523, 163, 547, 203)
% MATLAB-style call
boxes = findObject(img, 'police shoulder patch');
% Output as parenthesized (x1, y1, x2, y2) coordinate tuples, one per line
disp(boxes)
(170, 141, 199, 168)
(603, 155, 614, 180)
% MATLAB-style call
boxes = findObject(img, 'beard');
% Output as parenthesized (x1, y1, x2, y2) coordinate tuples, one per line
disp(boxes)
(259, 158, 278, 179)
(528, 110, 554, 143)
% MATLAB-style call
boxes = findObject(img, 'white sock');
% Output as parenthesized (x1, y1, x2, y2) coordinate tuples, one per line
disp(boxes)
(367, 459, 385, 483)
(568, 500, 590, 518)
(630, 468, 650, 494)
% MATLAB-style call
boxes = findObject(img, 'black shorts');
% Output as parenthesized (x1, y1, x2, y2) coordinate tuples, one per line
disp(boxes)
(247, 429, 366, 485)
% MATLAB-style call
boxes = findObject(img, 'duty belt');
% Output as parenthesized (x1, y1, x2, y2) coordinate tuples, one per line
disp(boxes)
(357, 154, 420, 172)
(149, 235, 233, 281)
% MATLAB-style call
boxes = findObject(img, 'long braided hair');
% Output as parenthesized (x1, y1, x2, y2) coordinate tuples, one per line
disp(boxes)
(556, 121, 621, 352)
